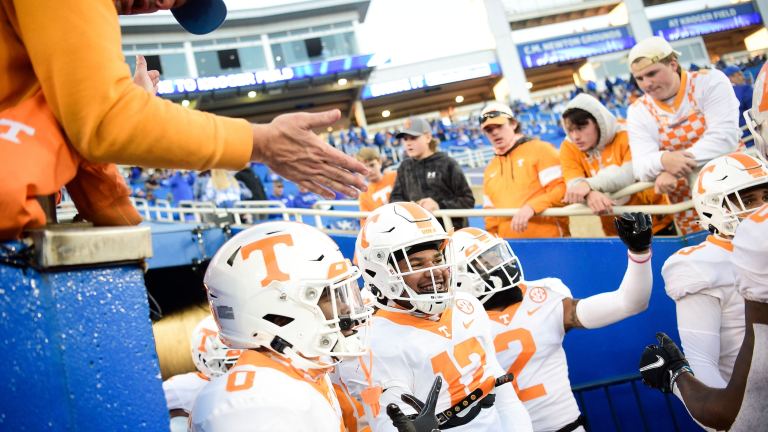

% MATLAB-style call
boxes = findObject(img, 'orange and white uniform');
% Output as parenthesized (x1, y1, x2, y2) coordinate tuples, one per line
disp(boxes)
(190, 350, 344, 432)
(330, 368, 371, 432)
(359, 172, 397, 223)
(731, 204, 768, 303)
(488, 278, 584, 432)
(662, 236, 744, 388)
(338, 292, 532, 432)
(163, 372, 210, 414)
(483, 139, 568, 239)
(560, 94, 673, 236)
(627, 69, 742, 234)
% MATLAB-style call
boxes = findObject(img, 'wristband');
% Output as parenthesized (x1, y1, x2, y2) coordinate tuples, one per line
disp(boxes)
(669, 365, 693, 391)
(628, 249, 652, 263)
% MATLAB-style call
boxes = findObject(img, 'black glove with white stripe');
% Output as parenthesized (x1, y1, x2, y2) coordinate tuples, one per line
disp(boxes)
(639, 332, 692, 393)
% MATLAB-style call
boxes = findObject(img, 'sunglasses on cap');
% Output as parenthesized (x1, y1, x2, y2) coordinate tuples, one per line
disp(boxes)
(479, 111, 513, 125)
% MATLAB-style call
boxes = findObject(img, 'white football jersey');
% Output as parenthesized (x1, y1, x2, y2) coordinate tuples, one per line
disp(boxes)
(732, 204, 768, 303)
(338, 292, 513, 432)
(190, 350, 344, 432)
(163, 372, 210, 413)
(487, 278, 582, 432)
(330, 367, 370, 432)
(662, 235, 745, 386)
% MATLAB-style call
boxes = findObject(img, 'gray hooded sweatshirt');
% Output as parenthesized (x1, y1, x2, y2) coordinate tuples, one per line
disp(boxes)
(563, 94, 635, 198)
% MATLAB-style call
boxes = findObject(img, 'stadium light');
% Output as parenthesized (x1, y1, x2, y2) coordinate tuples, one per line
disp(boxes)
(248, 91, 257, 98)
(382, 110, 391, 118)
(338, 78, 348, 85)
(746, 28, 768, 51)
(327, 127, 333, 132)
(526, 82, 533, 89)
(181, 100, 190, 107)
(455, 95, 464, 103)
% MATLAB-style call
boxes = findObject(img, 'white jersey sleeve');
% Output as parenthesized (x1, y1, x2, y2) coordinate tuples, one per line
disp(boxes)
(162, 372, 210, 413)
(688, 69, 741, 165)
(627, 102, 666, 181)
(662, 238, 735, 301)
(731, 205, 768, 303)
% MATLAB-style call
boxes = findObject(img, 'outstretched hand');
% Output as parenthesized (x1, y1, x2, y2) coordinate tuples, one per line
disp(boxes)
(386, 376, 442, 432)
(614, 212, 653, 253)
(639, 332, 691, 393)
(251, 110, 369, 199)
(132, 55, 160, 94)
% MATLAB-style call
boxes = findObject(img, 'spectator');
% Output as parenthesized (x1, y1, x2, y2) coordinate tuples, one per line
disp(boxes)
(559, 94, 675, 236)
(380, 154, 395, 171)
(165, 170, 195, 204)
(193, 171, 210, 201)
(354, 148, 397, 223)
(0, 1, 368, 240)
(267, 179, 294, 219)
(293, 186, 321, 209)
(480, 102, 569, 238)
(722, 65, 753, 136)
(627, 37, 741, 235)
(389, 118, 475, 229)
(235, 166, 268, 202)
(526, 120, 543, 136)
(144, 171, 161, 191)
(201, 170, 241, 209)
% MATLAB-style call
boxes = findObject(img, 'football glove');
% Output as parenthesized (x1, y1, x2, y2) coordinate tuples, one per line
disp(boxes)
(615, 212, 653, 253)
(639, 332, 693, 393)
(386, 376, 442, 432)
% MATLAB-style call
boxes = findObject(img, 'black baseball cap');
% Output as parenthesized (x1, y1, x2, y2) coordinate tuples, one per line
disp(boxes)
(171, 0, 228, 35)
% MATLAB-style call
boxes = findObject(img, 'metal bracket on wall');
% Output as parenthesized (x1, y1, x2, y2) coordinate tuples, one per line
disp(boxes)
(191, 225, 212, 271)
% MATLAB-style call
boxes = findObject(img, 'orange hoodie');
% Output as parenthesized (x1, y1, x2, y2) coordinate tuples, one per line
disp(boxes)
(0, 0, 252, 170)
(483, 139, 568, 238)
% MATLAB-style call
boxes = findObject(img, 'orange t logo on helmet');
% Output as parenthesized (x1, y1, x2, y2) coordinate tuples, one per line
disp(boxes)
(241, 234, 295, 287)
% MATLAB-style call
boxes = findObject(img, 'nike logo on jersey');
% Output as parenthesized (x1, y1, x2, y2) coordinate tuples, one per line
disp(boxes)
(463, 319, 474, 329)
(639, 355, 665, 371)
(490, 172, 498, 178)
(605, 156, 613, 162)
(527, 306, 542, 315)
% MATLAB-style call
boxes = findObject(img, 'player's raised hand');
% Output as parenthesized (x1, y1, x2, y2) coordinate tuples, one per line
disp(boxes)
(386, 376, 442, 432)
(615, 212, 653, 253)
(639, 332, 693, 393)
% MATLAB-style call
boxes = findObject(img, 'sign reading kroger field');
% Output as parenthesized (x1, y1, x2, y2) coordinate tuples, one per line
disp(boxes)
(518, 27, 635, 68)
(650, 3, 762, 41)
(156, 54, 385, 95)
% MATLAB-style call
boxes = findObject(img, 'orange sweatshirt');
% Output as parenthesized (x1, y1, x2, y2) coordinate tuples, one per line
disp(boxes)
(483, 139, 568, 238)
(560, 131, 674, 235)
(0, 0, 252, 170)
(358, 171, 397, 223)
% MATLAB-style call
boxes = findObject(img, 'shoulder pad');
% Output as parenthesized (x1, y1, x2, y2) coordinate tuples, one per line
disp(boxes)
(523, 278, 572, 299)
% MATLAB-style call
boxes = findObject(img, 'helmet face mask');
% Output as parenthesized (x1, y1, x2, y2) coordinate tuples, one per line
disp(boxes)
(452, 228, 523, 303)
(694, 154, 768, 236)
(746, 63, 768, 166)
(357, 203, 457, 315)
(204, 222, 373, 370)
(191, 315, 242, 378)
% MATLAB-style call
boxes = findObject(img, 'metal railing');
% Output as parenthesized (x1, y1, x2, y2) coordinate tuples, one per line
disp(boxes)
(571, 373, 682, 432)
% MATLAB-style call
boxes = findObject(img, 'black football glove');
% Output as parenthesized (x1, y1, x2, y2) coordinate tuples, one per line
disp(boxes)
(386, 376, 442, 432)
(615, 212, 653, 253)
(639, 332, 692, 393)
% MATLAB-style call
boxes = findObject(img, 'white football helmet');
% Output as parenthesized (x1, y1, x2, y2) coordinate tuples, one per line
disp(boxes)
(190, 315, 241, 378)
(745, 62, 768, 166)
(693, 154, 768, 236)
(452, 228, 523, 303)
(356, 202, 456, 314)
(204, 222, 372, 370)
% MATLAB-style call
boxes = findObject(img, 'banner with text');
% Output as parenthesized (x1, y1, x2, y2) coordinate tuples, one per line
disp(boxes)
(517, 27, 634, 69)
(650, 3, 762, 41)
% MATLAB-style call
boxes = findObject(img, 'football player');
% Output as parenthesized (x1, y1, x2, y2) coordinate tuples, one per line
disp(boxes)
(338, 202, 533, 432)
(450, 212, 654, 432)
(189, 222, 373, 432)
(662, 154, 767, 396)
(162, 315, 241, 432)
(637, 63, 768, 432)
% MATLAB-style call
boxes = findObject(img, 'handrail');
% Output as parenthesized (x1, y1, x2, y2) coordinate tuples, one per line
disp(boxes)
(232, 200, 290, 223)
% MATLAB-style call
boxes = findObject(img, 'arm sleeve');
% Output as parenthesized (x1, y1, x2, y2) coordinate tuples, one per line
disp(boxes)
(525, 145, 566, 214)
(559, 141, 588, 188)
(688, 72, 741, 164)
(585, 162, 635, 193)
(575, 251, 653, 329)
(675, 293, 728, 389)
(389, 166, 407, 203)
(627, 105, 665, 181)
(14, 0, 252, 170)
(495, 383, 534, 432)
(436, 160, 475, 210)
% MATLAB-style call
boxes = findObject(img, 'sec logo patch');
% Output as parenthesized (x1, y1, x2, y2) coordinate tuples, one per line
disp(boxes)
(529, 287, 547, 303)
(456, 299, 474, 314)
